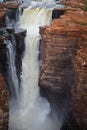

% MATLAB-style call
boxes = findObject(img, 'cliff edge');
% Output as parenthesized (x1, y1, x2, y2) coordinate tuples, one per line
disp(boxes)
(39, 0, 87, 130)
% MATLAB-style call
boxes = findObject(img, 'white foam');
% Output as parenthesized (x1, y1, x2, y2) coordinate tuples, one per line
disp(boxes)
(9, 2, 62, 130)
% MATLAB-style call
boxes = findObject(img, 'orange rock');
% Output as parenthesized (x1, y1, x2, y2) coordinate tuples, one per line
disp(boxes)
(6, 2, 21, 9)
(40, 1, 87, 129)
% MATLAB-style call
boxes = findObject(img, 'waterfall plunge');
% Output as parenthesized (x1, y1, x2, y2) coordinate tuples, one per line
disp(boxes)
(7, 42, 19, 99)
(19, 7, 52, 104)
(8, 2, 62, 130)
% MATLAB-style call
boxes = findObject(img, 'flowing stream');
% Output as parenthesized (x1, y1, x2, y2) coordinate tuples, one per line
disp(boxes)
(8, 1, 63, 130)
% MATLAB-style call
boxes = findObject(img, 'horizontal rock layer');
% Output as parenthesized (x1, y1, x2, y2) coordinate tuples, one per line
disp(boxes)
(39, 1, 87, 129)
(0, 0, 87, 130)
(73, 36, 87, 130)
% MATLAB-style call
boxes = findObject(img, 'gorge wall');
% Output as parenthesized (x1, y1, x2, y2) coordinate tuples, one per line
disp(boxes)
(0, 0, 87, 130)
(39, 0, 87, 130)
(0, 1, 26, 129)
(0, 74, 8, 130)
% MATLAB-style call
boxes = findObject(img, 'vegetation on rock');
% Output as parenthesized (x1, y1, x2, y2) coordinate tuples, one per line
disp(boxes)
(83, 0, 87, 11)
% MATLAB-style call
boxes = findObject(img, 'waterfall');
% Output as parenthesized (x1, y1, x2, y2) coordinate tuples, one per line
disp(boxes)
(8, 1, 63, 130)
(19, 7, 52, 105)
(7, 41, 19, 99)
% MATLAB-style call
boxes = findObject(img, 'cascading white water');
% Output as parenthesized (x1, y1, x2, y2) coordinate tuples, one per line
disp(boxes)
(7, 41, 19, 99)
(8, 1, 63, 130)
(19, 7, 52, 106)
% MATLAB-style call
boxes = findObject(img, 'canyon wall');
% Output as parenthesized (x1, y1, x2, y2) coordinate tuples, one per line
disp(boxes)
(39, 1, 87, 130)
(0, 0, 87, 130)
(0, 1, 26, 129)
(0, 74, 8, 130)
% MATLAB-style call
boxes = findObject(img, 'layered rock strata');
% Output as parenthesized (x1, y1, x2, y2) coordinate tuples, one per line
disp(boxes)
(73, 31, 87, 130)
(39, 1, 87, 130)
(0, 0, 87, 130)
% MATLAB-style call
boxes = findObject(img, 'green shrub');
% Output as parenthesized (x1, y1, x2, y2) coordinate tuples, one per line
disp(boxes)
(81, 22, 87, 26)
(83, 1, 87, 11)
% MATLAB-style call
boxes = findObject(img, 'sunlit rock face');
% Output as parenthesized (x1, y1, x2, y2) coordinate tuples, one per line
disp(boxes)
(39, 19, 78, 127)
(0, 0, 87, 130)
(39, 1, 87, 129)
(73, 30, 87, 130)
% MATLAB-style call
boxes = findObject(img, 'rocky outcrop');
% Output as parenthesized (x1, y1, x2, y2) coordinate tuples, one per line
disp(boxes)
(73, 31, 87, 130)
(39, 1, 87, 130)
(0, 74, 8, 130)
(0, 1, 20, 26)
(0, 1, 26, 129)
(0, 0, 87, 130)
(15, 29, 26, 83)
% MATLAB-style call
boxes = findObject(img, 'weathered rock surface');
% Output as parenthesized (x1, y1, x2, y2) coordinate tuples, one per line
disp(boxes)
(39, 1, 87, 130)
(73, 34, 87, 130)
(15, 29, 26, 83)
(0, 74, 8, 130)
(0, 1, 20, 27)
(0, 0, 87, 130)
(0, 1, 26, 129)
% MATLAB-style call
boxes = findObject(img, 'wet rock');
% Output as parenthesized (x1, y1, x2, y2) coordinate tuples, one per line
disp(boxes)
(0, 11, 6, 27)
(6, 26, 15, 34)
(0, 1, 20, 27)
(0, 40, 9, 74)
(0, 1, 25, 129)
(15, 29, 26, 83)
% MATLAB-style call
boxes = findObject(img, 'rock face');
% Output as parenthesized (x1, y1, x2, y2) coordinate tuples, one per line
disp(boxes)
(15, 29, 26, 83)
(0, 0, 87, 130)
(0, 1, 26, 129)
(0, 74, 8, 130)
(73, 31, 87, 129)
(39, 1, 87, 130)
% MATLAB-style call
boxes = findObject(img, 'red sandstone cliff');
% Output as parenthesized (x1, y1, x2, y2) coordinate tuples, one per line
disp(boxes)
(40, 1, 87, 130)
(0, 0, 87, 130)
